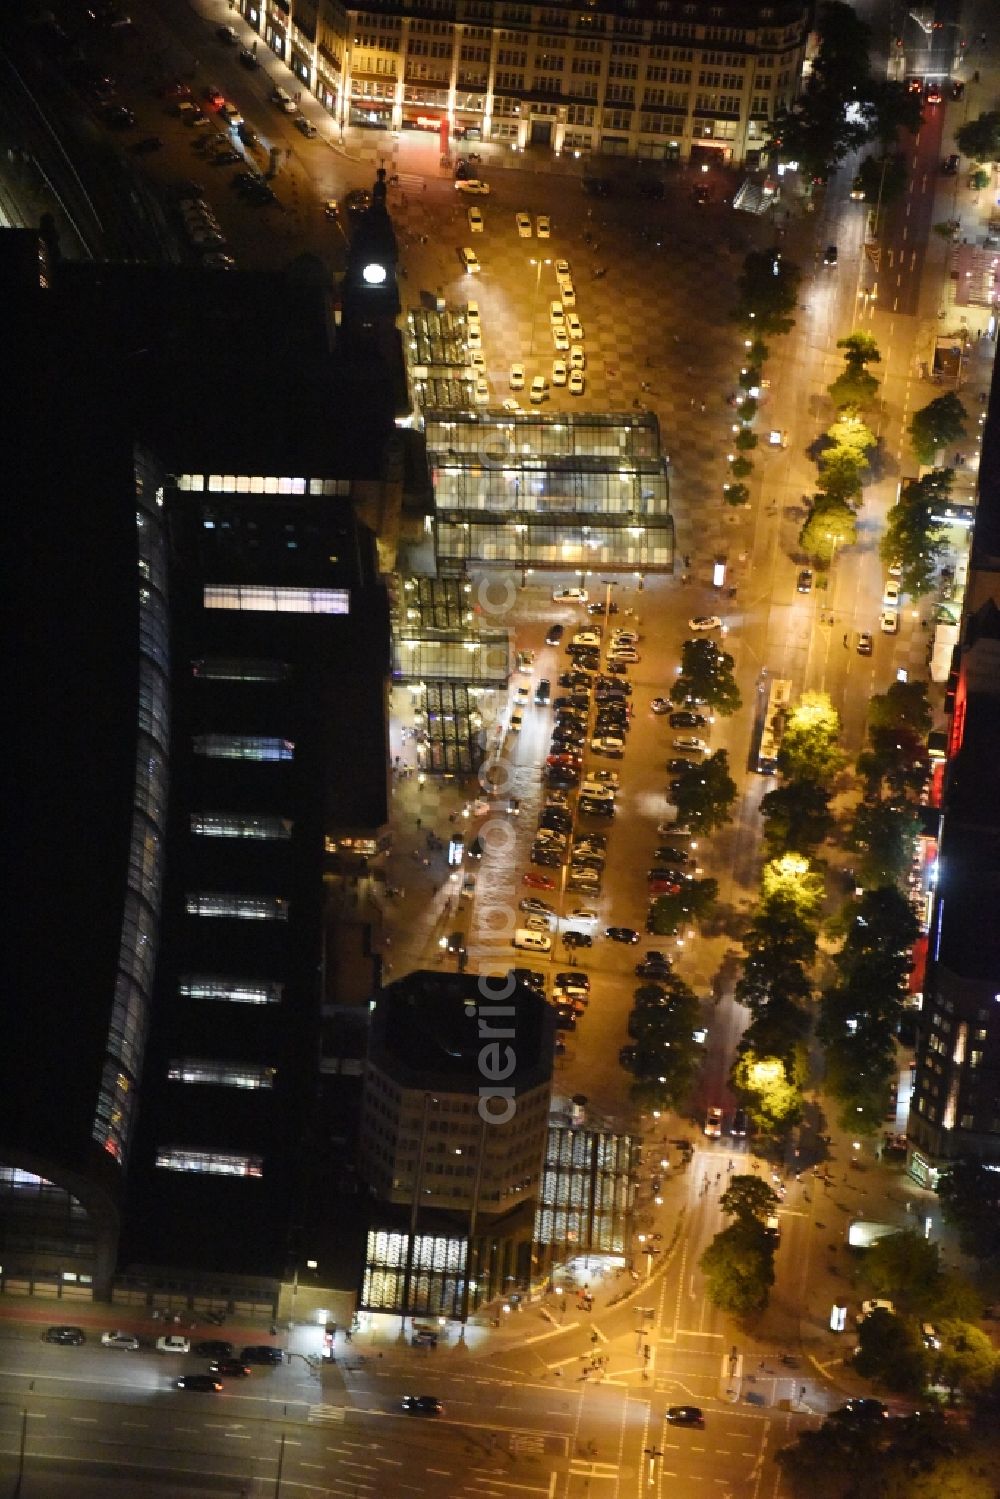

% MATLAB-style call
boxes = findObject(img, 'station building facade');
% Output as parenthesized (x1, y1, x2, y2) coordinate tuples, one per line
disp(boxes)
(239, 0, 809, 165)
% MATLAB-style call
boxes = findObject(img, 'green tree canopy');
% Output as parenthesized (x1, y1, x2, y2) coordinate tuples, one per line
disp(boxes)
(908, 392, 967, 466)
(771, 4, 921, 183)
(777, 691, 845, 784)
(854, 151, 908, 208)
(669, 636, 742, 716)
(734, 247, 802, 333)
(719, 1173, 781, 1224)
(880, 471, 950, 597)
(955, 110, 1000, 164)
(864, 1230, 941, 1307)
(629, 992, 703, 1108)
(868, 680, 933, 737)
(847, 801, 921, 887)
(837, 332, 882, 368)
(936, 1157, 1000, 1261)
(931, 1320, 999, 1402)
(828, 366, 881, 411)
(699, 1218, 776, 1315)
(857, 725, 930, 801)
(853, 1307, 927, 1394)
(670, 751, 738, 833)
(761, 779, 834, 856)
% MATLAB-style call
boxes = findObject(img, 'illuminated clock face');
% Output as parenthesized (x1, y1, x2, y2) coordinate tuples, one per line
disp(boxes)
(362, 261, 387, 285)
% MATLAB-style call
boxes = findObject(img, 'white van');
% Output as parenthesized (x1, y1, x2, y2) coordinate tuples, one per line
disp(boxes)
(271, 85, 298, 114)
(512, 928, 552, 954)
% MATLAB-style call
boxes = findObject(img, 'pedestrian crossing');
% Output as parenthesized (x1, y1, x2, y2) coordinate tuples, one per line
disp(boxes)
(309, 1404, 346, 1422)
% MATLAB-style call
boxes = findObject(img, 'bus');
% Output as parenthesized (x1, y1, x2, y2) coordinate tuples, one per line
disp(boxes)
(755, 676, 793, 774)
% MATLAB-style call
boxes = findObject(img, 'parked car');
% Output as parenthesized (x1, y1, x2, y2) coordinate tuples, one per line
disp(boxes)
(704, 1107, 723, 1138)
(606, 926, 640, 944)
(102, 1331, 140, 1350)
(156, 1335, 191, 1354)
(45, 1326, 85, 1345)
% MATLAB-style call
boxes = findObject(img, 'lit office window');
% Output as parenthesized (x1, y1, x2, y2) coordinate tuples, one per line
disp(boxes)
(203, 585, 350, 615)
(192, 736, 294, 761)
(190, 813, 293, 841)
(155, 1149, 263, 1178)
(179, 976, 284, 1005)
(167, 1059, 276, 1089)
(192, 658, 291, 682)
(185, 893, 289, 921)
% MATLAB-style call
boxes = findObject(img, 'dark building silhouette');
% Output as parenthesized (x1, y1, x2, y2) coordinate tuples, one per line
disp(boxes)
(0, 221, 400, 1301)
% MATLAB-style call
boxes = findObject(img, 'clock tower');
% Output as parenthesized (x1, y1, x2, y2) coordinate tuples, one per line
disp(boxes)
(340, 168, 401, 337)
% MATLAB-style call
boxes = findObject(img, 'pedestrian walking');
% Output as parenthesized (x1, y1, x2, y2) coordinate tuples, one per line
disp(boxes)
(699, 401, 706, 412)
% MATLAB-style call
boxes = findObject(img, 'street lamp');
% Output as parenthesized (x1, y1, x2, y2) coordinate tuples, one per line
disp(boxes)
(644, 1447, 664, 1486)
(528, 256, 552, 357)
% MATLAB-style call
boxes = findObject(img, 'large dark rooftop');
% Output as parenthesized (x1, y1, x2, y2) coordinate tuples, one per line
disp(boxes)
(369, 971, 554, 1094)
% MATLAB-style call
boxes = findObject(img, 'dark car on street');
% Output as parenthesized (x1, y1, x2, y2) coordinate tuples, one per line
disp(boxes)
(564, 931, 593, 949)
(209, 1358, 252, 1377)
(192, 1340, 234, 1359)
(45, 1326, 85, 1345)
(402, 1395, 443, 1414)
(669, 710, 707, 728)
(606, 926, 640, 944)
(176, 1374, 224, 1392)
(241, 1345, 283, 1365)
(836, 1399, 887, 1422)
(666, 1405, 704, 1426)
(545, 624, 565, 645)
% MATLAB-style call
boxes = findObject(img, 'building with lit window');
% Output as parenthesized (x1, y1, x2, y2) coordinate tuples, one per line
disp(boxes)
(239, 0, 809, 166)
(0, 230, 399, 1301)
(907, 369, 1000, 1186)
(425, 408, 673, 575)
(358, 971, 554, 1316)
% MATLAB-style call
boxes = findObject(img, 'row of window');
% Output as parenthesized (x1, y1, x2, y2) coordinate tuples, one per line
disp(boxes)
(180, 975, 285, 1004)
(192, 735, 294, 761)
(156, 1149, 263, 1177)
(191, 813, 294, 841)
(167, 1059, 276, 1089)
(192, 657, 291, 683)
(185, 893, 289, 921)
(203, 585, 350, 614)
(176, 474, 350, 495)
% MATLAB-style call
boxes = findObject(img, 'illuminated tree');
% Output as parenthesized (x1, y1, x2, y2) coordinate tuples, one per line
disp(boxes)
(731, 1049, 803, 1134)
(778, 692, 845, 785)
(760, 854, 826, 925)
(800, 495, 858, 562)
